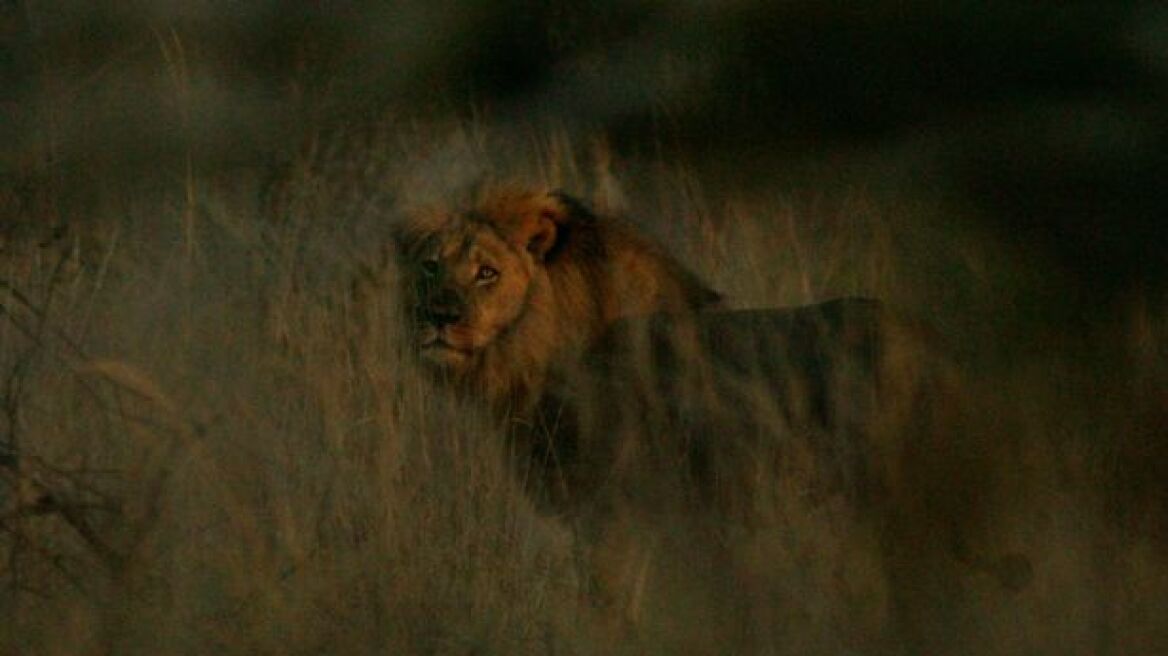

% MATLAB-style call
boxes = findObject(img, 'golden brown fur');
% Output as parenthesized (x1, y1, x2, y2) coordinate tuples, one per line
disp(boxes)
(525, 300, 1032, 645)
(523, 299, 924, 513)
(384, 185, 1031, 648)
(390, 185, 721, 415)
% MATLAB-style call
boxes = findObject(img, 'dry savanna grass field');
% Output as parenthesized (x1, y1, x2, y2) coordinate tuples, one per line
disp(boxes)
(2, 5, 1168, 655)
(3, 120, 1166, 655)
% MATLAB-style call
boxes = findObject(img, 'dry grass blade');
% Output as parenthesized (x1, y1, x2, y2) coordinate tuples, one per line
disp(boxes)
(79, 360, 180, 422)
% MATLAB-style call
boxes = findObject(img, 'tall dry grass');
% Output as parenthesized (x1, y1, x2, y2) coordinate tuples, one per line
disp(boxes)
(2, 117, 1166, 655)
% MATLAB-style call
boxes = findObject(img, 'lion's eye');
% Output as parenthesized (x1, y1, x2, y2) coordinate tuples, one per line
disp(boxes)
(475, 265, 499, 283)
(421, 260, 440, 277)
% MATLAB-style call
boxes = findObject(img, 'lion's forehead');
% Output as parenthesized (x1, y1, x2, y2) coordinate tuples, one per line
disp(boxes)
(426, 222, 516, 264)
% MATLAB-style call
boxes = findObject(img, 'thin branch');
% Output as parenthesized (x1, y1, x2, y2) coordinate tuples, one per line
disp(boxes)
(0, 486, 125, 573)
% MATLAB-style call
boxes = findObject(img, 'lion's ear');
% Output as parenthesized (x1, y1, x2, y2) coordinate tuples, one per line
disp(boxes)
(517, 193, 573, 260)
(520, 210, 559, 260)
(546, 191, 594, 226)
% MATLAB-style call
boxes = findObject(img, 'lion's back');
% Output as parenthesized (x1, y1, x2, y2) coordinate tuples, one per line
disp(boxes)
(524, 298, 954, 516)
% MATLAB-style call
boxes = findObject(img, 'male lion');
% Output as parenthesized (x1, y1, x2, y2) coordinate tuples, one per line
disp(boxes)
(390, 184, 721, 415)
(384, 186, 1029, 650)
(524, 299, 1033, 650)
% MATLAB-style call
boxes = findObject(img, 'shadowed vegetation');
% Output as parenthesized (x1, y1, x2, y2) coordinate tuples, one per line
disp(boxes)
(2, 2, 1166, 654)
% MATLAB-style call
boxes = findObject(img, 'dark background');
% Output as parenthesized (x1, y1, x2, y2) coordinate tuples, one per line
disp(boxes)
(2, 1, 1165, 303)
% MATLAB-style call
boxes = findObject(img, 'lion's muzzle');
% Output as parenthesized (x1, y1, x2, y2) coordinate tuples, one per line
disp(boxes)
(418, 287, 465, 329)
(413, 286, 478, 365)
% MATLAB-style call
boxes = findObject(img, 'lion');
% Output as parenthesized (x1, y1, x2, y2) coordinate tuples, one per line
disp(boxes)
(523, 299, 1033, 648)
(389, 184, 722, 416)
(383, 185, 1030, 649)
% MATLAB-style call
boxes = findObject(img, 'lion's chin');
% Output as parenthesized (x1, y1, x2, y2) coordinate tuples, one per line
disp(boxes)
(419, 342, 475, 369)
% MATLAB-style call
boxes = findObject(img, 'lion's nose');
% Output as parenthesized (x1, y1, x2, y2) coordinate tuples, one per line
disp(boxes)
(420, 288, 464, 328)
(424, 304, 462, 328)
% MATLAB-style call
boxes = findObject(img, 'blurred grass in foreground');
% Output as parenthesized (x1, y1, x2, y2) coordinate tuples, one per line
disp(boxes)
(1, 116, 1165, 655)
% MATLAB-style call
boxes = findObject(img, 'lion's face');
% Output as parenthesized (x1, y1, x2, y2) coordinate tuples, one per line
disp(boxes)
(406, 223, 536, 369)
(395, 190, 566, 374)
